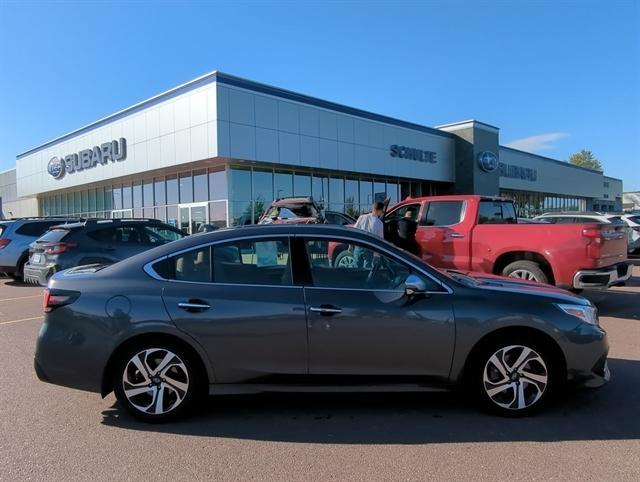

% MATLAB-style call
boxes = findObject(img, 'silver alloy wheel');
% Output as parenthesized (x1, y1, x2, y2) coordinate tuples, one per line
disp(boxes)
(508, 269, 539, 281)
(122, 348, 189, 415)
(337, 253, 356, 268)
(483, 345, 548, 410)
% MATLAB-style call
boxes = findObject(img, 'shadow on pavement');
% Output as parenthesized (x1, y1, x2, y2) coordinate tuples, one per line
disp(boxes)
(584, 289, 640, 319)
(102, 357, 640, 444)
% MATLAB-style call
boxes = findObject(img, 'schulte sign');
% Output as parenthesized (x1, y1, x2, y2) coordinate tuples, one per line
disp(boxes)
(47, 138, 127, 180)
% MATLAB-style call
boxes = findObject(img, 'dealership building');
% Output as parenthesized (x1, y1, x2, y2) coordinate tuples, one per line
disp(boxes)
(3, 71, 623, 231)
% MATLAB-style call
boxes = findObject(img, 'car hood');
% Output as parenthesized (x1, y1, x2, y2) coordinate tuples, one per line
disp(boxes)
(446, 270, 591, 305)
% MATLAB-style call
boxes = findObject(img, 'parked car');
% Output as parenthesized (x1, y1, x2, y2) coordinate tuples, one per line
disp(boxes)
(324, 211, 357, 226)
(0, 217, 81, 281)
(23, 218, 186, 285)
(534, 212, 637, 254)
(332, 196, 631, 291)
(258, 197, 325, 224)
(621, 214, 640, 253)
(34, 224, 609, 422)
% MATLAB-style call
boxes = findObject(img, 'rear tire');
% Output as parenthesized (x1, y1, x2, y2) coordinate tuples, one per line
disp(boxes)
(113, 341, 201, 423)
(471, 337, 558, 417)
(502, 260, 548, 284)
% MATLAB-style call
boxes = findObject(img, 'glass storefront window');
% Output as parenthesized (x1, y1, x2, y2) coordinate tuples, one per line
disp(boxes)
(96, 187, 104, 212)
(329, 177, 344, 210)
(155, 207, 166, 222)
(312, 175, 327, 206)
(274, 171, 293, 199)
(209, 168, 227, 200)
(229, 168, 251, 201)
(81, 191, 89, 213)
(74, 192, 82, 213)
(374, 181, 386, 203)
(122, 185, 132, 209)
(345, 179, 359, 217)
(387, 182, 399, 205)
(143, 180, 154, 207)
(104, 187, 113, 211)
(193, 169, 208, 202)
(209, 201, 227, 228)
(154, 178, 166, 206)
(133, 182, 142, 208)
(360, 179, 373, 207)
(229, 201, 253, 226)
(166, 206, 178, 228)
(166, 175, 178, 204)
(294, 173, 311, 197)
(88, 189, 96, 212)
(179, 172, 193, 203)
(253, 170, 273, 204)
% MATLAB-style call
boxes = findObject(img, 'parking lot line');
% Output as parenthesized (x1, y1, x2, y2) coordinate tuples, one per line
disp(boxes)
(0, 316, 43, 326)
(0, 294, 43, 302)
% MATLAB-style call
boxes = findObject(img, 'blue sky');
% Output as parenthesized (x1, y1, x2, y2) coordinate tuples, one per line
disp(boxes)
(1, 0, 639, 189)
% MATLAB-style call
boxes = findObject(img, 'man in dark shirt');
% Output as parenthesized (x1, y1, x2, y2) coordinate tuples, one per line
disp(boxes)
(396, 209, 420, 256)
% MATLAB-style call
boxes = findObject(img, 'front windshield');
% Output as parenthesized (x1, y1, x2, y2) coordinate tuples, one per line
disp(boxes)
(266, 204, 318, 219)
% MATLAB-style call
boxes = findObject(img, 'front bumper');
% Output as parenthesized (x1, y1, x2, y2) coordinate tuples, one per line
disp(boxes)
(23, 263, 55, 286)
(573, 262, 633, 289)
(565, 322, 610, 389)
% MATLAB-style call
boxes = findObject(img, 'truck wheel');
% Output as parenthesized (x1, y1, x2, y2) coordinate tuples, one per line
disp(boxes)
(502, 261, 548, 284)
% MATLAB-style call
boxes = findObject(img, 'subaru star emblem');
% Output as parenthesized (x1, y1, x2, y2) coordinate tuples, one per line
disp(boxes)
(47, 156, 65, 179)
(477, 151, 498, 172)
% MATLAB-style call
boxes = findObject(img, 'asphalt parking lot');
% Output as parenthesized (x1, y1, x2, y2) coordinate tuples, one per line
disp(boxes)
(1, 263, 639, 481)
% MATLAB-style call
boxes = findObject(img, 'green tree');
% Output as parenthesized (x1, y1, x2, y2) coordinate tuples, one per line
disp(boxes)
(568, 149, 602, 171)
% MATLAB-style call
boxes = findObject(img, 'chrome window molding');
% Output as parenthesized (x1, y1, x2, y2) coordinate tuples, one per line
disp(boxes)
(143, 231, 454, 294)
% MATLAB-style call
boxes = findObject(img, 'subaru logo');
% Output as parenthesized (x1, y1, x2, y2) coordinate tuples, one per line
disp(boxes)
(47, 156, 65, 179)
(477, 151, 498, 172)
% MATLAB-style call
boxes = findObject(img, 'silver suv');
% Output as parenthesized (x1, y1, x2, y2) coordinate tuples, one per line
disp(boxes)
(0, 218, 80, 281)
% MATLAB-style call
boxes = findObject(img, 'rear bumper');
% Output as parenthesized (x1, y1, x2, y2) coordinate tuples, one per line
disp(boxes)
(573, 262, 633, 289)
(23, 263, 56, 286)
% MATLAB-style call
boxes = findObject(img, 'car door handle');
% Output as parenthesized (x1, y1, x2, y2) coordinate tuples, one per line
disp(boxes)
(449, 233, 465, 238)
(309, 306, 342, 316)
(178, 301, 211, 312)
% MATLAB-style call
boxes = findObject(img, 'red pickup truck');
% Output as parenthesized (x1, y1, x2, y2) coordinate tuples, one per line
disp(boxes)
(332, 195, 632, 290)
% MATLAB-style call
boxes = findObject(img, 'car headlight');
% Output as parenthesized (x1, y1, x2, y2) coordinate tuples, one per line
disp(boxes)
(555, 303, 599, 325)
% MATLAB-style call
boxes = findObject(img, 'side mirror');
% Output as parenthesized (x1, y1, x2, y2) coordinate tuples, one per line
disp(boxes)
(405, 274, 427, 296)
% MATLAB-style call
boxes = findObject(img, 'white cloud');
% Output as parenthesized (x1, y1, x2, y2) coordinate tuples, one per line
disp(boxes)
(504, 132, 570, 153)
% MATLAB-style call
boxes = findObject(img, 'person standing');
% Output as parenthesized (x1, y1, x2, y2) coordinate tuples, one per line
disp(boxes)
(352, 201, 385, 267)
(396, 209, 420, 256)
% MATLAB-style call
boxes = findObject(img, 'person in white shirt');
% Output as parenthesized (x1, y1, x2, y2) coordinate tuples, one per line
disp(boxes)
(352, 201, 385, 267)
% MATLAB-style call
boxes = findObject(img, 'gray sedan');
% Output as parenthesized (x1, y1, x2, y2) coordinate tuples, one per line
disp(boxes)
(34, 225, 609, 422)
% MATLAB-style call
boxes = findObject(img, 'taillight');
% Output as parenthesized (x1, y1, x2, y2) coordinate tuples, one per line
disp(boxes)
(582, 227, 603, 243)
(43, 288, 79, 312)
(0, 239, 11, 249)
(43, 242, 78, 255)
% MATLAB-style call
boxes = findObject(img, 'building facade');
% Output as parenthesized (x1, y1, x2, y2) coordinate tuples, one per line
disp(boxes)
(11, 71, 623, 231)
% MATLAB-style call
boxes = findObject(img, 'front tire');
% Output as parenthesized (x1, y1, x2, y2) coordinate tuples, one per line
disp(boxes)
(502, 260, 548, 284)
(113, 342, 200, 423)
(472, 339, 557, 417)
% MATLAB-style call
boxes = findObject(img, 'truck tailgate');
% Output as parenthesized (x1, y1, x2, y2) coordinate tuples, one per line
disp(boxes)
(589, 224, 628, 267)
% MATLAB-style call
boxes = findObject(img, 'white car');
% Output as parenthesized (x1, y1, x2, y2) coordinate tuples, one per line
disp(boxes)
(534, 212, 637, 254)
(622, 214, 640, 253)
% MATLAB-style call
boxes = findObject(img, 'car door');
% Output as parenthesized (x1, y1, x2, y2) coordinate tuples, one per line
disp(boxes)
(159, 236, 308, 383)
(416, 200, 468, 269)
(300, 235, 455, 379)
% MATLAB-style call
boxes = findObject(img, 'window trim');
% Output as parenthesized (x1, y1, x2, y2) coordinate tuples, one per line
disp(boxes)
(143, 232, 453, 294)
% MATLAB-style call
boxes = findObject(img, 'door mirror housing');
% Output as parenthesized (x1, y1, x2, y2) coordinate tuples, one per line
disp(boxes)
(405, 274, 427, 295)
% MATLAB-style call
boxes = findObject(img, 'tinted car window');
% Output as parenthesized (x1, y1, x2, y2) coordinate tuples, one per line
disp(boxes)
(88, 226, 143, 244)
(325, 212, 354, 225)
(306, 238, 438, 291)
(478, 201, 517, 224)
(153, 246, 211, 283)
(213, 238, 291, 286)
(15, 221, 62, 237)
(37, 228, 70, 243)
(386, 204, 421, 222)
(422, 201, 464, 226)
(142, 225, 185, 244)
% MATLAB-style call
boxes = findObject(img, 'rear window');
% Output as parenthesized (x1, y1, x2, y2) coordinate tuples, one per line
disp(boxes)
(0, 223, 9, 237)
(626, 215, 640, 224)
(478, 201, 517, 224)
(422, 201, 464, 226)
(37, 229, 70, 243)
(16, 221, 62, 237)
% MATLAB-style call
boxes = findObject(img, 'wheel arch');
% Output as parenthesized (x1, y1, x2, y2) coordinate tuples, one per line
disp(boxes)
(460, 326, 567, 386)
(492, 251, 556, 285)
(101, 332, 212, 398)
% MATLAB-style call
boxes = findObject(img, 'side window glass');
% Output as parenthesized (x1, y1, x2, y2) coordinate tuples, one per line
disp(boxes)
(88, 227, 118, 243)
(386, 204, 421, 222)
(478, 201, 516, 224)
(153, 247, 211, 283)
(422, 201, 464, 226)
(306, 238, 416, 290)
(213, 238, 291, 286)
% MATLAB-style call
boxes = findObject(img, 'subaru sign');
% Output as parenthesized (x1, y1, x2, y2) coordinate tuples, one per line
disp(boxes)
(477, 151, 498, 172)
(47, 138, 127, 180)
